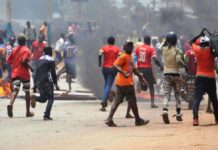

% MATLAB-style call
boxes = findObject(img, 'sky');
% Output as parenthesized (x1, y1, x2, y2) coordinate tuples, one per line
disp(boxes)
(116, 0, 160, 9)
(139, 0, 153, 5)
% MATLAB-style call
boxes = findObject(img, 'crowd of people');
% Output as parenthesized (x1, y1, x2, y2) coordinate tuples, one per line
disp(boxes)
(0, 19, 218, 127)
(99, 29, 218, 127)
(0, 21, 78, 120)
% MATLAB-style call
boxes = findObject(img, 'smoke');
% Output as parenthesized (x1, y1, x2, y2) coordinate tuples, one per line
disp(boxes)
(76, 1, 137, 98)
(76, 35, 104, 98)
(76, 0, 218, 98)
(184, 0, 218, 31)
(6, 0, 218, 98)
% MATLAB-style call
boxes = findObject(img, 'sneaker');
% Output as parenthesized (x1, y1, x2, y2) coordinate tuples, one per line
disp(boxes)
(101, 102, 108, 107)
(26, 112, 34, 117)
(7, 105, 13, 118)
(55, 84, 60, 91)
(105, 118, 117, 127)
(30, 93, 36, 108)
(162, 112, 170, 124)
(193, 118, 199, 126)
(151, 104, 158, 108)
(175, 114, 183, 121)
(99, 107, 106, 112)
(135, 118, 150, 126)
(125, 114, 134, 119)
(43, 116, 53, 121)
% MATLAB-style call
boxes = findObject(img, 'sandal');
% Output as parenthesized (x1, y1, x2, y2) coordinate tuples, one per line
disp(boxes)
(26, 112, 34, 117)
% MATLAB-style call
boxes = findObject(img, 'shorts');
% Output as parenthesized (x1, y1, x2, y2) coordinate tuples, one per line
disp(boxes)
(138, 68, 156, 84)
(115, 85, 136, 103)
(12, 78, 30, 92)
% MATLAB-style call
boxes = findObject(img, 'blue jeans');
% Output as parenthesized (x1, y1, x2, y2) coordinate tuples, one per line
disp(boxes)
(193, 76, 218, 120)
(101, 67, 117, 103)
(36, 82, 54, 118)
(55, 51, 62, 63)
(64, 58, 76, 78)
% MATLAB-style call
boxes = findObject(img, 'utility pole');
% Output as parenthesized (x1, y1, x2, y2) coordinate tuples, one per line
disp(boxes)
(6, 0, 12, 23)
(46, 0, 52, 46)
(179, 0, 183, 9)
(152, 0, 156, 11)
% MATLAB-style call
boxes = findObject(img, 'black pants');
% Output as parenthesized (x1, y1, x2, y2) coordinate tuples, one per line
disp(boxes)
(193, 76, 218, 120)
(36, 82, 54, 118)
(108, 85, 141, 122)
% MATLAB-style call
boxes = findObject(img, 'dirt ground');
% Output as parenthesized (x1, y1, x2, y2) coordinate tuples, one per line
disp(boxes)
(0, 99, 218, 150)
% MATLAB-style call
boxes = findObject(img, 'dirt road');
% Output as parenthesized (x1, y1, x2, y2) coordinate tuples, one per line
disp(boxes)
(1, 99, 218, 150)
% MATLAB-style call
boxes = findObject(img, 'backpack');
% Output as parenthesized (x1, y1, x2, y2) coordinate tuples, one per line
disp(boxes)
(204, 28, 218, 57)
(209, 33, 218, 57)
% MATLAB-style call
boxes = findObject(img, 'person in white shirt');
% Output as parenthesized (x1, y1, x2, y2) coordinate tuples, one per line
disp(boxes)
(55, 33, 65, 64)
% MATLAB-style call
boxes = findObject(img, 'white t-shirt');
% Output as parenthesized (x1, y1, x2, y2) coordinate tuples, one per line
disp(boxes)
(55, 38, 64, 52)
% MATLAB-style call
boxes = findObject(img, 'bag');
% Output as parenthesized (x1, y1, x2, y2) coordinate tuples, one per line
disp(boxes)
(140, 80, 148, 91)
(204, 29, 218, 57)
(209, 33, 218, 57)
(215, 58, 218, 74)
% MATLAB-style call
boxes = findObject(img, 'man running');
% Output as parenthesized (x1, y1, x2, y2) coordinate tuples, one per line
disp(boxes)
(105, 41, 149, 127)
(32, 47, 57, 120)
(6, 34, 34, 118)
(55, 33, 65, 64)
(135, 35, 163, 108)
(98, 36, 120, 111)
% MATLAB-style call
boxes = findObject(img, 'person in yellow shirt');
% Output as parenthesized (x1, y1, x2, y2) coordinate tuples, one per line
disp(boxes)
(161, 32, 186, 124)
(39, 21, 48, 41)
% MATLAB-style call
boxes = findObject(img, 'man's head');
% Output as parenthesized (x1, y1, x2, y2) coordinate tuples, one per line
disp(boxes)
(166, 31, 178, 46)
(9, 35, 16, 46)
(43, 46, 52, 56)
(107, 36, 115, 45)
(123, 41, 134, 54)
(44, 21, 48, 27)
(67, 34, 75, 44)
(144, 35, 151, 45)
(18, 34, 26, 46)
(60, 33, 65, 39)
(26, 21, 31, 28)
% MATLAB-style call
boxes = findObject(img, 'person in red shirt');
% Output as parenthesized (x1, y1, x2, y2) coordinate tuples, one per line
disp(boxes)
(105, 41, 149, 127)
(184, 48, 197, 76)
(183, 47, 197, 110)
(6, 34, 34, 118)
(135, 36, 163, 108)
(98, 36, 120, 111)
(190, 28, 218, 126)
(31, 35, 46, 71)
